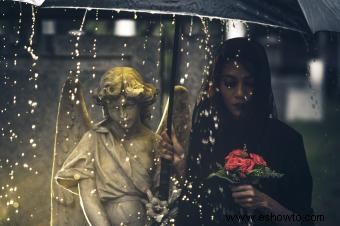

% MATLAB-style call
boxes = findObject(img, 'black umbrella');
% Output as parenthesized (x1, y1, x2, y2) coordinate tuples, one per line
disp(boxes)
(13, 0, 340, 201)
(15, 0, 340, 33)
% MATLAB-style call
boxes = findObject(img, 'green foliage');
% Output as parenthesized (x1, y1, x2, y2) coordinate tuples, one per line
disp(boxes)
(207, 165, 284, 184)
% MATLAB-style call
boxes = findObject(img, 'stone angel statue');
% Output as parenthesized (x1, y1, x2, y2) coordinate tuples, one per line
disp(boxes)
(50, 67, 191, 226)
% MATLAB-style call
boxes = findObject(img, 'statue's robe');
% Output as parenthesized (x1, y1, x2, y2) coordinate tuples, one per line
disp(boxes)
(55, 122, 160, 225)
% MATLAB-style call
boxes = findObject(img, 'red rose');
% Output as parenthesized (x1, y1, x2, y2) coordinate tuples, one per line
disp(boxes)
(250, 153, 267, 166)
(240, 159, 256, 174)
(209, 149, 282, 183)
(225, 156, 247, 171)
(224, 149, 248, 161)
(224, 149, 267, 177)
(225, 156, 255, 175)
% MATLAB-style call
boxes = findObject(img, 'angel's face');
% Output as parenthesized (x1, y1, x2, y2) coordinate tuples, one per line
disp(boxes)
(106, 95, 140, 129)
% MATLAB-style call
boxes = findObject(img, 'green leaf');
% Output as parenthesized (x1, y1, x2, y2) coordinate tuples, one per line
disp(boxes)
(207, 169, 238, 184)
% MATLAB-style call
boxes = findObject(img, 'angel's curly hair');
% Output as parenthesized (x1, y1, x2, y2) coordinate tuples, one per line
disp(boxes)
(93, 67, 158, 121)
(93, 67, 157, 105)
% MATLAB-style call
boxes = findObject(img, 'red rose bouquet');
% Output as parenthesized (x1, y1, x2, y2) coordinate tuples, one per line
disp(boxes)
(207, 148, 283, 226)
(208, 148, 283, 184)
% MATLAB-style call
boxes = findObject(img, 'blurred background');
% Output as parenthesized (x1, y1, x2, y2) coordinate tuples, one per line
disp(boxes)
(0, 1, 339, 225)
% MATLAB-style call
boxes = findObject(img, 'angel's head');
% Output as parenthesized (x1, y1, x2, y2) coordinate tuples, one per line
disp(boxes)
(93, 67, 157, 129)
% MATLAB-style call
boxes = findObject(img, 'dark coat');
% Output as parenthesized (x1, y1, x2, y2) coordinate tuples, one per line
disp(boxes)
(176, 117, 314, 226)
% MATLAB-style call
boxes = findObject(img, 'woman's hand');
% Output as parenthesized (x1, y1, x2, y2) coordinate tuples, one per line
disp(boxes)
(159, 130, 186, 176)
(231, 185, 301, 226)
(231, 184, 269, 210)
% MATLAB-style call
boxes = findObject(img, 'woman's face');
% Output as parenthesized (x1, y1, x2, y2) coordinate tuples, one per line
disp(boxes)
(106, 95, 140, 129)
(218, 62, 255, 118)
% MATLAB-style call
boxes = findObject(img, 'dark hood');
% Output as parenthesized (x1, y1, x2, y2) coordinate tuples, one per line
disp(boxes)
(192, 37, 276, 153)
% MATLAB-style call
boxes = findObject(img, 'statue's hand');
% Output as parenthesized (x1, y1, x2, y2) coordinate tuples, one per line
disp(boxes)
(144, 190, 169, 223)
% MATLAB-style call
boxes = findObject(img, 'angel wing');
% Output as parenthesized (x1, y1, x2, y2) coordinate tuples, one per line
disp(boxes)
(156, 85, 192, 151)
(50, 76, 92, 226)
(152, 85, 192, 224)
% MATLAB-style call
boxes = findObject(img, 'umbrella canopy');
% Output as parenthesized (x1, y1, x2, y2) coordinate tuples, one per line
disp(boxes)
(13, 0, 334, 34)
(13, 0, 340, 33)
(298, 0, 340, 33)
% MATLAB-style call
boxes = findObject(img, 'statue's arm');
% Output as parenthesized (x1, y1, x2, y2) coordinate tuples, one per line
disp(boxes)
(78, 179, 110, 226)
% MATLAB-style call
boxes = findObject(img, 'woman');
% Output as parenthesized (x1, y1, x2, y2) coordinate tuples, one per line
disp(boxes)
(161, 38, 314, 226)
(55, 67, 161, 226)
